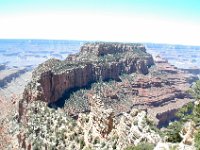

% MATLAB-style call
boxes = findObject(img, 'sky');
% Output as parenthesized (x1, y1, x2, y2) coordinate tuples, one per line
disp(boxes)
(0, 0, 200, 45)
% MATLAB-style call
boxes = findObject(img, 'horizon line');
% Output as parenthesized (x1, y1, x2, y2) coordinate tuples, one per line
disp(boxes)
(0, 38, 200, 47)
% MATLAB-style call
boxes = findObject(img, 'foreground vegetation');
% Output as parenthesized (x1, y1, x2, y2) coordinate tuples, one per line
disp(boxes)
(1, 80, 200, 149)
(163, 80, 200, 149)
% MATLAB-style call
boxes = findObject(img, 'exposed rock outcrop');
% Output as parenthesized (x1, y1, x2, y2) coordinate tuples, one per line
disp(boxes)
(180, 121, 197, 146)
(23, 42, 154, 103)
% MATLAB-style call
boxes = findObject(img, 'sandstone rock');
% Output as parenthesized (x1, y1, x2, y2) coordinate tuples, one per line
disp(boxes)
(76, 94, 161, 150)
(116, 110, 161, 149)
(180, 121, 196, 146)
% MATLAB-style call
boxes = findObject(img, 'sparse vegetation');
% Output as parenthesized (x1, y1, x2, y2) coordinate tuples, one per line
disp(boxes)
(164, 121, 183, 142)
(124, 142, 154, 150)
(164, 80, 200, 148)
(194, 129, 200, 149)
(189, 80, 200, 100)
(175, 102, 193, 120)
(17, 94, 162, 150)
(23, 101, 79, 149)
(0, 95, 19, 149)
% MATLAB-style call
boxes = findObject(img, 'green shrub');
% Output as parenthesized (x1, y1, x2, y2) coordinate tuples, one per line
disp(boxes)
(80, 139, 85, 149)
(93, 137, 100, 144)
(164, 121, 182, 143)
(175, 102, 193, 120)
(164, 80, 200, 146)
(189, 80, 200, 100)
(169, 145, 178, 150)
(101, 142, 106, 148)
(112, 141, 117, 149)
(195, 129, 200, 150)
(124, 142, 154, 150)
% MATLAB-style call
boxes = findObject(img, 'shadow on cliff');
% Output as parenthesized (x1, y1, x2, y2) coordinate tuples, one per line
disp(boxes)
(48, 85, 92, 108)
(48, 78, 122, 109)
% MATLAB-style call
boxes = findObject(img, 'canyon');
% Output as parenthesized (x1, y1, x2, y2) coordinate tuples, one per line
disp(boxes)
(1, 41, 199, 149)
(21, 42, 198, 127)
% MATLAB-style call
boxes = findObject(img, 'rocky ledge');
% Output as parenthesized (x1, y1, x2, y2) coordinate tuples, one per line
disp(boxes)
(23, 42, 154, 103)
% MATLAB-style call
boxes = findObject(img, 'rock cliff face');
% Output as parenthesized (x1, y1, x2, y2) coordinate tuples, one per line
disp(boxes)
(23, 42, 154, 103)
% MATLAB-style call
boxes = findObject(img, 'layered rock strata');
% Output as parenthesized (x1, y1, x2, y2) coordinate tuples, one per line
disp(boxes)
(63, 56, 198, 126)
(23, 42, 154, 103)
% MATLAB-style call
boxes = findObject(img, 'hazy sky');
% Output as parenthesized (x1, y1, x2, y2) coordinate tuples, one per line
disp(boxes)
(0, 0, 200, 45)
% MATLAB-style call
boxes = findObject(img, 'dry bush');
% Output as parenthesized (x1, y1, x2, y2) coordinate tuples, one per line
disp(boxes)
(0, 95, 19, 149)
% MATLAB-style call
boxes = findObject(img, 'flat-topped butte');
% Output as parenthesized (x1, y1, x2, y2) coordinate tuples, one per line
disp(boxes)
(23, 42, 154, 103)
(34, 42, 151, 75)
